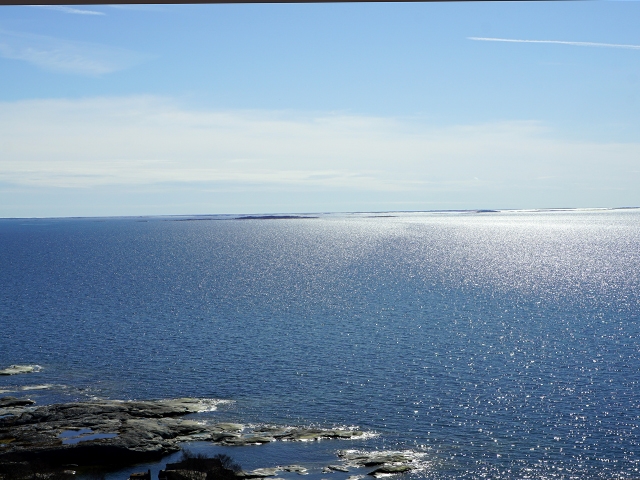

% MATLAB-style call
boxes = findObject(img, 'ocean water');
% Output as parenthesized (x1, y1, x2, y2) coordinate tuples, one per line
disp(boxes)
(1, 209, 639, 479)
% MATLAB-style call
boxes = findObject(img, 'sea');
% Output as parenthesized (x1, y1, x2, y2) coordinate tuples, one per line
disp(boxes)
(1, 209, 639, 479)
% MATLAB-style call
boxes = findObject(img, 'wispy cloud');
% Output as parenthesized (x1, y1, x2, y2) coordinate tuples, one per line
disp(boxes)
(0, 96, 638, 194)
(107, 4, 168, 11)
(30, 5, 105, 15)
(468, 37, 640, 50)
(0, 30, 149, 75)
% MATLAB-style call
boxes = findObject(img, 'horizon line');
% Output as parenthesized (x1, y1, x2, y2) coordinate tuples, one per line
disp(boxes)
(2, 206, 639, 221)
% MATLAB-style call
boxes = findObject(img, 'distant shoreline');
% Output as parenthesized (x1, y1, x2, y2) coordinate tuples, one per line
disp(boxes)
(1, 206, 639, 222)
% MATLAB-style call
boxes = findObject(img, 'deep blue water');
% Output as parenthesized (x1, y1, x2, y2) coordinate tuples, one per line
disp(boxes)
(1, 210, 639, 479)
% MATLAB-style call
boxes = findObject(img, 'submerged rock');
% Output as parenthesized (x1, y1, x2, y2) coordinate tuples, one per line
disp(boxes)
(0, 365, 40, 376)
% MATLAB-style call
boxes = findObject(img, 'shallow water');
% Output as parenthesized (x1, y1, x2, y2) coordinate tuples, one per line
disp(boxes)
(59, 429, 119, 445)
(1, 210, 639, 478)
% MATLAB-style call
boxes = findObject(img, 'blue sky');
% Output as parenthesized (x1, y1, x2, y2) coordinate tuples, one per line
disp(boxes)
(1, 1, 639, 217)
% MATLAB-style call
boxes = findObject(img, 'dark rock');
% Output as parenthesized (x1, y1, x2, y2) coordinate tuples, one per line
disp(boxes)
(0, 398, 35, 409)
(367, 464, 412, 475)
(0, 399, 214, 467)
(276, 428, 362, 442)
(327, 465, 349, 472)
(129, 469, 151, 480)
(1, 397, 369, 474)
(161, 452, 241, 480)
(362, 455, 410, 467)
(0, 459, 76, 480)
(280, 465, 307, 474)
(162, 470, 207, 480)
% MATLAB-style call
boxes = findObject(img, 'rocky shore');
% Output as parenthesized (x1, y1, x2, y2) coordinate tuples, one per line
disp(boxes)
(1, 398, 213, 466)
(0, 397, 421, 479)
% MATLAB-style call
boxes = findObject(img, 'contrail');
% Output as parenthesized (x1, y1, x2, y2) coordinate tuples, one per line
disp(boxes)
(468, 37, 640, 50)
(30, 5, 105, 15)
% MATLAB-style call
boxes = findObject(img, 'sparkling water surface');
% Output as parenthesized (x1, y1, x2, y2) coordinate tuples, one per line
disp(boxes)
(1, 210, 639, 479)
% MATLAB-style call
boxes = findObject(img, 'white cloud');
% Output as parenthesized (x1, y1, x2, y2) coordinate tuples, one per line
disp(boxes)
(468, 37, 640, 50)
(30, 5, 106, 16)
(0, 96, 638, 200)
(0, 30, 147, 75)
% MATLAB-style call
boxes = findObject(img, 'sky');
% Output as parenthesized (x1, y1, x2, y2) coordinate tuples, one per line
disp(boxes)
(0, 1, 639, 217)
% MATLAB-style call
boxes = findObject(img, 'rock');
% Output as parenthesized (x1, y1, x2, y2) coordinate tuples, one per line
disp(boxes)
(290, 433, 320, 441)
(248, 426, 364, 442)
(244, 468, 279, 477)
(0, 365, 40, 376)
(175, 433, 213, 442)
(361, 455, 411, 467)
(327, 465, 349, 472)
(0, 459, 76, 480)
(0, 398, 372, 472)
(276, 428, 364, 442)
(338, 451, 412, 466)
(19, 385, 53, 391)
(162, 453, 240, 479)
(252, 426, 292, 437)
(277, 428, 318, 441)
(162, 470, 207, 480)
(281, 465, 307, 474)
(0, 398, 219, 467)
(367, 465, 412, 475)
(328, 430, 363, 439)
(210, 432, 241, 442)
(214, 423, 244, 432)
(247, 436, 273, 444)
(0, 398, 35, 408)
(129, 470, 151, 480)
(223, 435, 272, 446)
